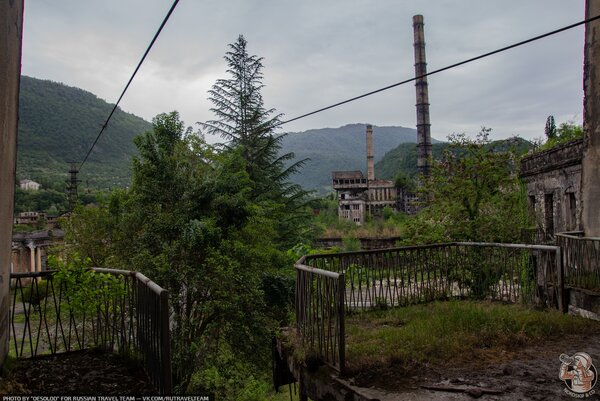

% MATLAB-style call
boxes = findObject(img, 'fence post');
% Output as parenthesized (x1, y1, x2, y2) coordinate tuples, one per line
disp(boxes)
(160, 289, 172, 394)
(556, 247, 565, 313)
(338, 273, 345, 374)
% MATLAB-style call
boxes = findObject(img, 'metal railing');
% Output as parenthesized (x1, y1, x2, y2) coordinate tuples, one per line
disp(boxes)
(295, 261, 345, 372)
(294, 242, 561, 373)
(556, 232, 600, 291)
(9, 268, 172, 394)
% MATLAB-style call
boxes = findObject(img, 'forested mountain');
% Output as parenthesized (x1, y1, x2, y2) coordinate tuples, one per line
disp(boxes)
(22, 77, 530, 195)
(17, 76, 151, 188)
(375, 142, 448, 180)
(375, 135, 534, 181)
(279, 124, 432, 192)
(18, 78, 425, 193)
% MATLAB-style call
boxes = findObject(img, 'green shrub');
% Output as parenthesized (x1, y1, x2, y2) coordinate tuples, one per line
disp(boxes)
(48, 254, 125, 316)
(342, 235, 361, 252)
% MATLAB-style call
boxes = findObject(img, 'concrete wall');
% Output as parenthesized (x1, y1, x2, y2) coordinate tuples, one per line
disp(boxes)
(582, 0, 600, 236)
(0, 0, 24, 365)
(520, 140, 584, 238)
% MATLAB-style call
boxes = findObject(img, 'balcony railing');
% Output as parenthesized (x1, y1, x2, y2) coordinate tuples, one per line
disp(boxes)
(294, 242, 561, 373)
(295, 262, 345, 371)
(556, 232, 600, 291)
(9, 268, 172, 394)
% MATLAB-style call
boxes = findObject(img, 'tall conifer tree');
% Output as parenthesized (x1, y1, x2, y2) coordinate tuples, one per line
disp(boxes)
(202, 35, 308, 246)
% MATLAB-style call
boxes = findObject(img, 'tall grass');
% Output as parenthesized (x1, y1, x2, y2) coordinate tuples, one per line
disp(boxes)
(345, 300, 600, 373)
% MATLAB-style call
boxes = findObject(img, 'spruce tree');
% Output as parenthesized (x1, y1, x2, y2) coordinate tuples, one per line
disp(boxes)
(202, 35, 308, 246)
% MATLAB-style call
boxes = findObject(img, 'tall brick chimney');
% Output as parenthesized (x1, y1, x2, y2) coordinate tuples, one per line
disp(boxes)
(413, 15, 432, 178)
(366, 124, 375, 181)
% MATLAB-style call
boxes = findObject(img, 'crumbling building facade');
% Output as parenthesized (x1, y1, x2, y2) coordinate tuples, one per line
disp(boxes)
(332, 125, 397, 225)
(520, 139, 584, 241)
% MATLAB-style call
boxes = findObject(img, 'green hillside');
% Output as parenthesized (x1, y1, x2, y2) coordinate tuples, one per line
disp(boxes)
(17, 76, 152, 189)
(279, 124, 432, 192)
(375, 136, 533, 181)
(375, 142, 449, 180)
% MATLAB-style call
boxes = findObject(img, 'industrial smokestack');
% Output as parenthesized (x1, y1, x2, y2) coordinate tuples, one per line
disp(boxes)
(366, 124, 375, 181)
(413, 14, 432, 178)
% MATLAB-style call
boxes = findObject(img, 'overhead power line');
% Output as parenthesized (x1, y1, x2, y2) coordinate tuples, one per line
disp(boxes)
(79, 0, 180, 170)
(279, 14, 600, 127)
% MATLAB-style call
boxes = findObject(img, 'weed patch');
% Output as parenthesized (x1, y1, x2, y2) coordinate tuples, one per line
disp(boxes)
(345, 300, 600, 374)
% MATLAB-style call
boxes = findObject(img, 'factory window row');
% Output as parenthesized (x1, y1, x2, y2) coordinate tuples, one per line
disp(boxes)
(369, 188, 396, 201)
(333, 178, 367, 185)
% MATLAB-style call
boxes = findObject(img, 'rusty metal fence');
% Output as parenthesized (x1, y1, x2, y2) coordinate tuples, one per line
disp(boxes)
(9, 268, 172, 394)
(556, 232, 600, 291)
(294, 242, 561, 372)
(295, 260, 345, 371)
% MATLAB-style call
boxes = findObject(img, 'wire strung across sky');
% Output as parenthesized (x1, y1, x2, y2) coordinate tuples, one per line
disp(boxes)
(78, 10, 599, 169)
(279, 14, 600, 127)
(79, 0, 180, 171)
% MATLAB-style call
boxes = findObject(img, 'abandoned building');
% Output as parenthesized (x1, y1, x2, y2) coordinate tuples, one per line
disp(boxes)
(333, 17, 431, 225)
(13, 211, 59, 228)
(520, 138, 584, 241)
(332, 125, 399, 225)
(10, 229, 64, 274)
(19, 179, 40, 191)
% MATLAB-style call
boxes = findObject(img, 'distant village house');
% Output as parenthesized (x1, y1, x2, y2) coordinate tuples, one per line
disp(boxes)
(19, 179, 40, 191)
(13, 211, 59, 229)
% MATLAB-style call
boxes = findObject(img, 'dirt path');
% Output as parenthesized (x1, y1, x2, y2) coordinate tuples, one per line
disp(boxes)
(346, 333, 600, 400)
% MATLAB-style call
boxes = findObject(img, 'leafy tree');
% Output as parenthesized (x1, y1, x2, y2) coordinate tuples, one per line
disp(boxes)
(60, 202, 120, 267)
(13, 187, 69, 214)
(404, 128, 529, 244)
(60, 36, 313, 397)
(62, 112, 296, 396)
(202, 35, 309, 247)
(394, 171, 415, 192)
(556, 122, 583, 141)
(540, 121, 583, 150)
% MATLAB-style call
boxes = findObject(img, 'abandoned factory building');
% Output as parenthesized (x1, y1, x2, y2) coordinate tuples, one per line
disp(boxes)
(332, 124, 417, 225)
(520, 138, 584, 242)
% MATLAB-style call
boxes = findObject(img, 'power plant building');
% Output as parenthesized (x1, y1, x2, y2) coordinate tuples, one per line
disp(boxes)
(332, 125, 398, 225)
(333, 15, 431, 224)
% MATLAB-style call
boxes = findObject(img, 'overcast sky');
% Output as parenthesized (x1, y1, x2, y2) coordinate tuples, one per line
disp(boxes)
(21, 0, 586, 143)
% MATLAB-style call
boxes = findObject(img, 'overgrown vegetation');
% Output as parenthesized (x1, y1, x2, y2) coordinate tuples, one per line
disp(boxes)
(60, 36, 308, 399)
(375, 141, 448, 180)
(345, 300, 600, 373)
(42, 33, 562, 400)
(402, 128, 530, 244)
(50, 254, 125, 316)
(539, 116, 583, 151)
(14, 183, 103, 216)
(310, 196, 407, 243)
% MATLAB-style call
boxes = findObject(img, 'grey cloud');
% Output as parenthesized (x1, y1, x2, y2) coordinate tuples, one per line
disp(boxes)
(21, 0, 586, 143)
